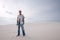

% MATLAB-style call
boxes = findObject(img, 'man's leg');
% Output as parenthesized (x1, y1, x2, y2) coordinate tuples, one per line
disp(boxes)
(21, 24, 25, 36)
(18, 24, 20, 36)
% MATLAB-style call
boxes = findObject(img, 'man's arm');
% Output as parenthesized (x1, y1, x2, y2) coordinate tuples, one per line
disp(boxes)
(17, 15, 19, 25)
(22, 15, 24, 25)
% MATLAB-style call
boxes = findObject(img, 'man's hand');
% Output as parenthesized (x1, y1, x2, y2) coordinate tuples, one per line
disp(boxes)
(23, 22, 24, 25)
(17, 20, 18, 25)
(16, 23, 18, 25)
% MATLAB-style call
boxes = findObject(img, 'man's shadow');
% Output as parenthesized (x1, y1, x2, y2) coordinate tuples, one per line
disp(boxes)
(11, 35, 32, 40)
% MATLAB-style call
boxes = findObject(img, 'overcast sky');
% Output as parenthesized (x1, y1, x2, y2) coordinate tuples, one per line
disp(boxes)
(0, 0, 60, 25)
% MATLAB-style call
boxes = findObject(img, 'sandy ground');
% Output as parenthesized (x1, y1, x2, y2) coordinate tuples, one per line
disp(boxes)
(0, 22, 60, 40)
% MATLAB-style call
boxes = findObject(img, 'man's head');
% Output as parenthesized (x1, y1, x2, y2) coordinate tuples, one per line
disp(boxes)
(19, 10, 22, 15)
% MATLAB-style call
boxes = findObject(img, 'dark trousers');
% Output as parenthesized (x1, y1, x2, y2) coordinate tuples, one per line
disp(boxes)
(18, 24, 25, 36)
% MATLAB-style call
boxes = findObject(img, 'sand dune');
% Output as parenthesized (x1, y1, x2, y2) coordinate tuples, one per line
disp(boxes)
(0, 22, 60, 40)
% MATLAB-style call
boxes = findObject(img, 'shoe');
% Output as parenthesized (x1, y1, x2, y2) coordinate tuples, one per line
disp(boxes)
(17, 35, 20, 37)
(23, 34, 25, 36)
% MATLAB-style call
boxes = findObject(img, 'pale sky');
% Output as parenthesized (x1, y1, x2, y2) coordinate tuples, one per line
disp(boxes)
(0, 0, 60, 25)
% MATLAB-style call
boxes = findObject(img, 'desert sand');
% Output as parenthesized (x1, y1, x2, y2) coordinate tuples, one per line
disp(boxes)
(0, 22, 60, 40)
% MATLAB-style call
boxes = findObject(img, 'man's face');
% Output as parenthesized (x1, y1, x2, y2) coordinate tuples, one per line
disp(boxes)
(19, 11, 21, 15)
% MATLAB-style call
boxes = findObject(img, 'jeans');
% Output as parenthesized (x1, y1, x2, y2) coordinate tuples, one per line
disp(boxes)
(18, 23, 25, 36)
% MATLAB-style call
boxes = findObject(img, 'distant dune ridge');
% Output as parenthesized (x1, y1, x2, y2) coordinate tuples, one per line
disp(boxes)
(0, 22, 60, 40)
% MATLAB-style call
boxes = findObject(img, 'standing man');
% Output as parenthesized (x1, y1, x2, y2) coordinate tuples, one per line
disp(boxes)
(17, 10, 25, 36)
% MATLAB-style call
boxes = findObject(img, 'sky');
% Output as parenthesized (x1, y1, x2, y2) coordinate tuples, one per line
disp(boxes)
(0, 0, 60, 25)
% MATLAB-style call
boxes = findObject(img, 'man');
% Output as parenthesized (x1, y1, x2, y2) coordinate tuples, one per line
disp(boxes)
(17, 10, 25, 36)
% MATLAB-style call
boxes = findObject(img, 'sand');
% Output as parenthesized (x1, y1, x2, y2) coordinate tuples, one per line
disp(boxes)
(0, 22, 60, 40)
